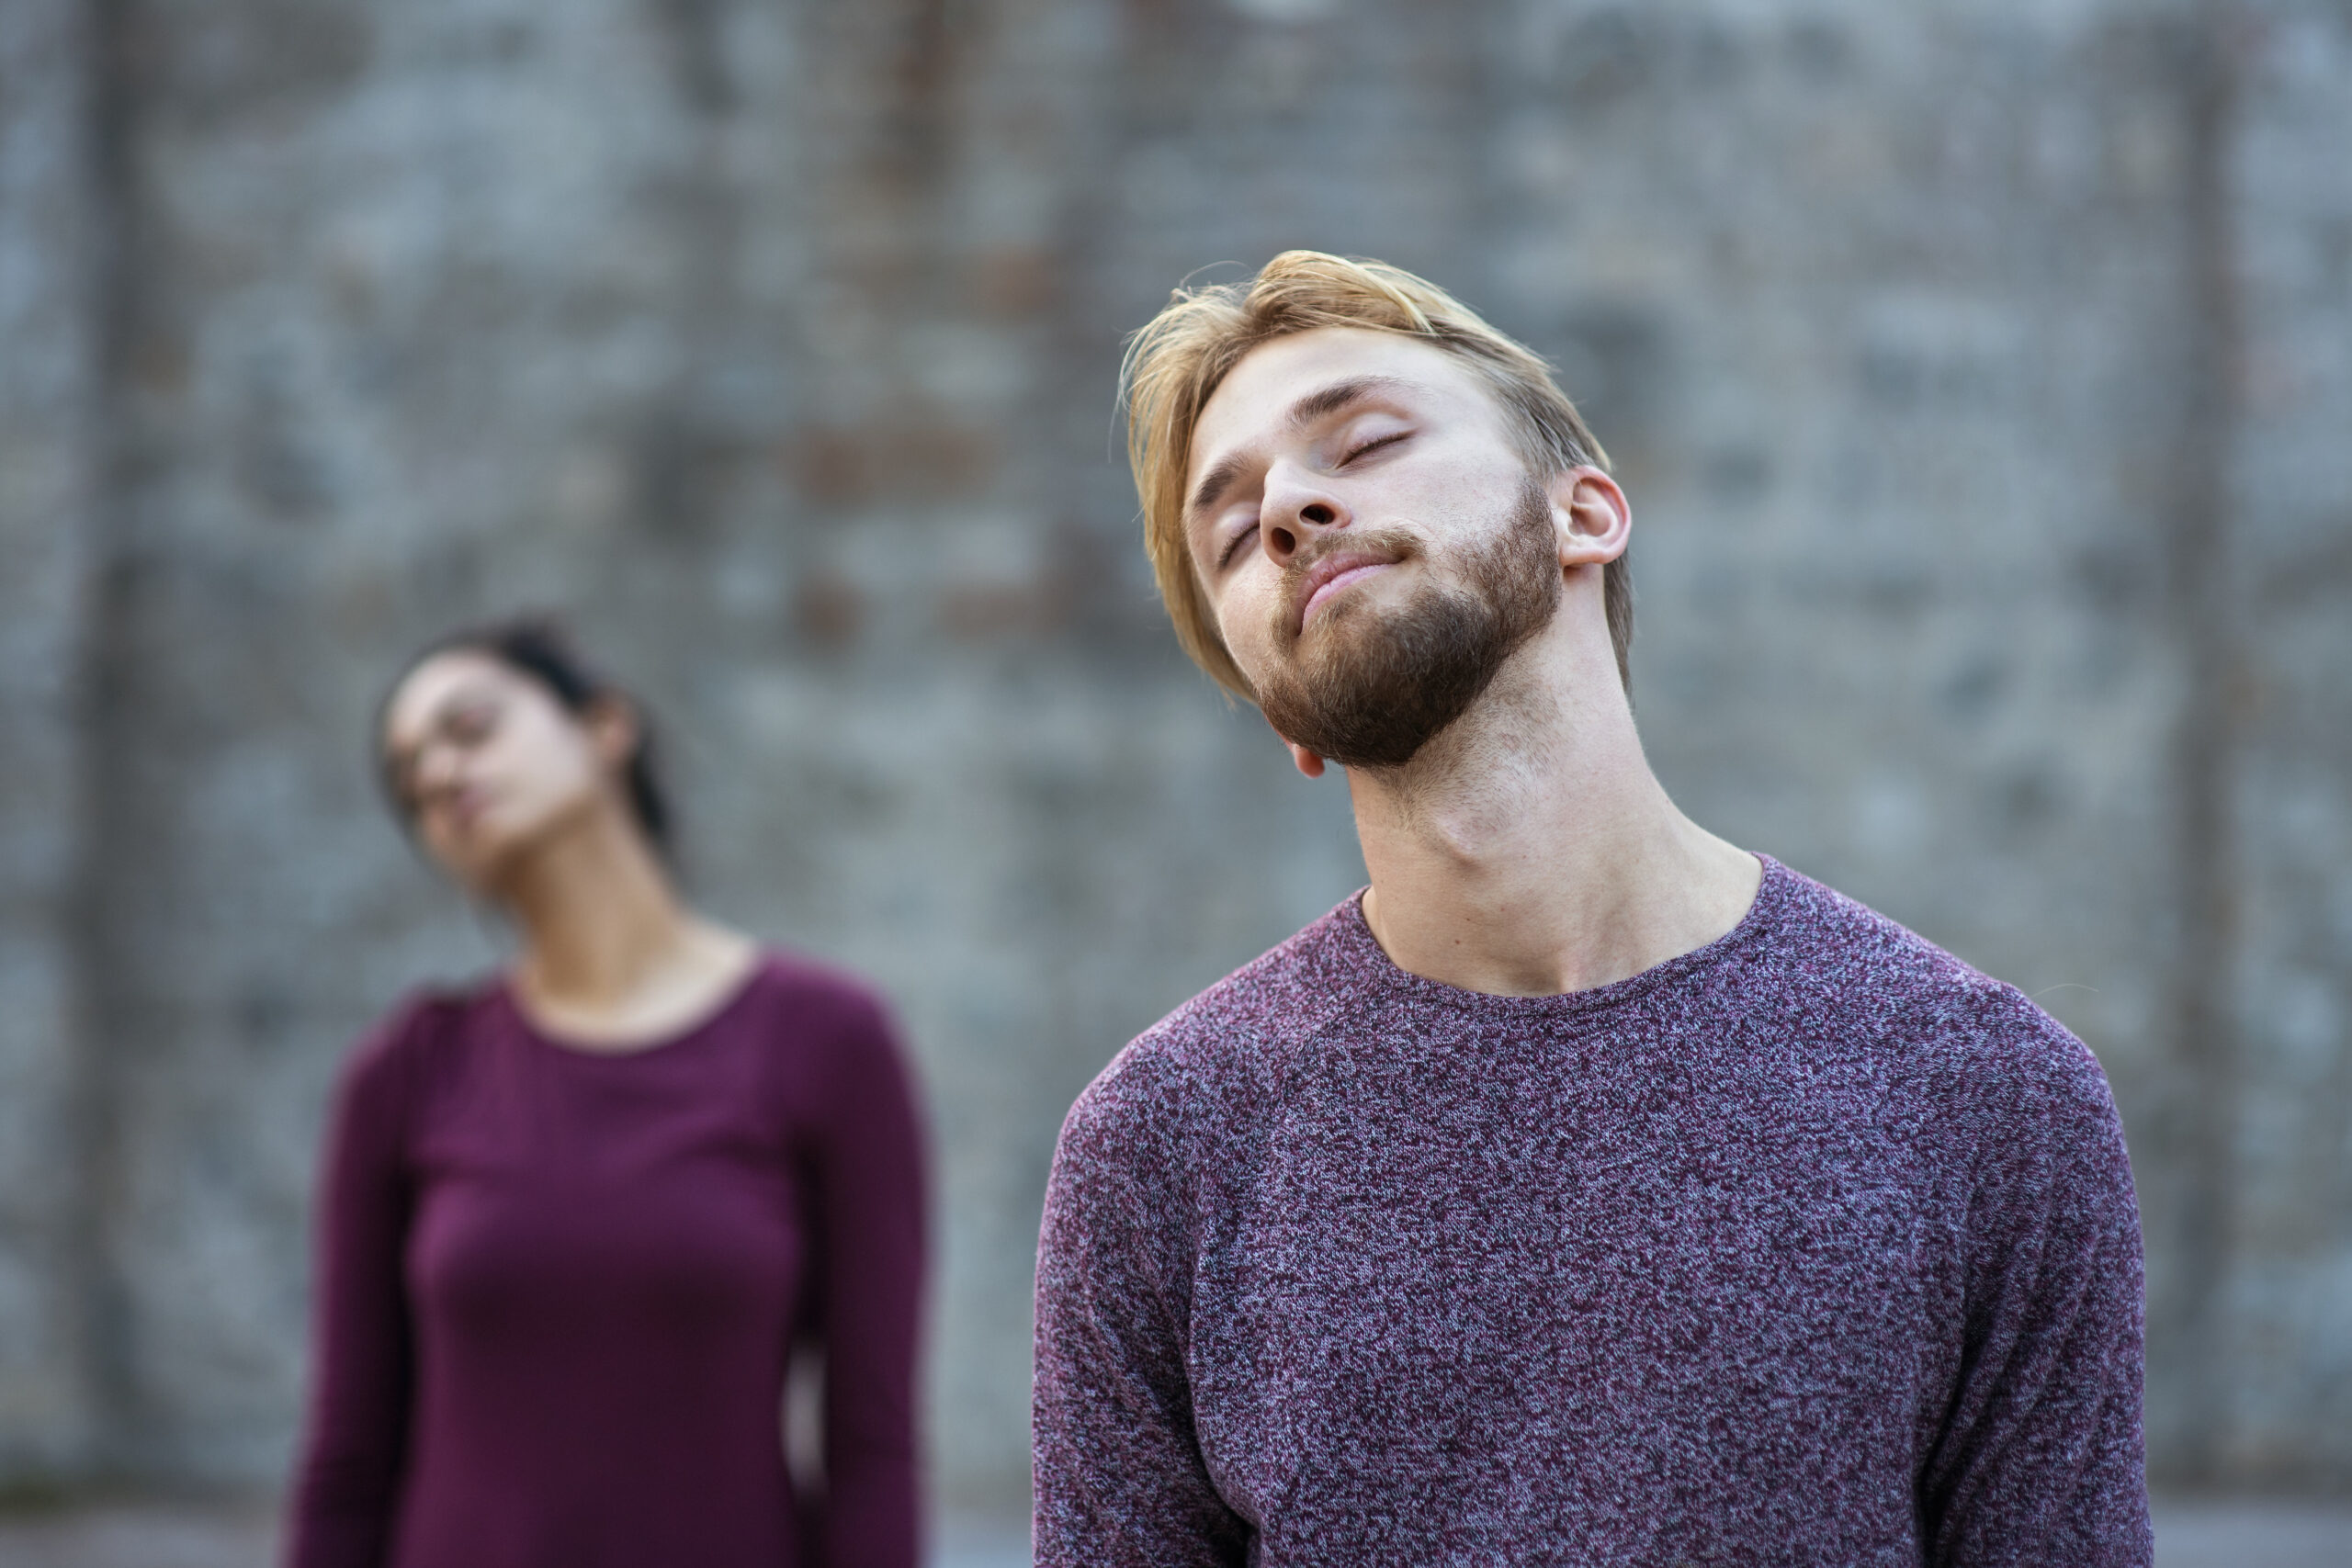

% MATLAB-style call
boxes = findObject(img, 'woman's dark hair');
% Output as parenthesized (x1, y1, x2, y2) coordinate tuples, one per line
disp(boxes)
(378, 616, 673, 857)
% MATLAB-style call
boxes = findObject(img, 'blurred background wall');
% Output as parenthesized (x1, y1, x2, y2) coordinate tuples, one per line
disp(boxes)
(0, 0, 2346, 1518)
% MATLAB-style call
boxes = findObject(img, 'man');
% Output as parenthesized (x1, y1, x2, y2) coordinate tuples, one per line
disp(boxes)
(1032, 252, 2148, 1565)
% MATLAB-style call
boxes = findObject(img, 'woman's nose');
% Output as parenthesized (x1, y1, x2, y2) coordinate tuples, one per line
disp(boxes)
(413, 743, 462, 796)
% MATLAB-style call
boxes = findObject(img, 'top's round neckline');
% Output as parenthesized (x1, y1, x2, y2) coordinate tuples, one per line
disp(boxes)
(495, 952, 773, 1061)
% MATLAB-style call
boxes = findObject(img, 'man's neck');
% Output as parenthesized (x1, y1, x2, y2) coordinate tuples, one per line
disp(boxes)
(1346, 630, 1759, 997)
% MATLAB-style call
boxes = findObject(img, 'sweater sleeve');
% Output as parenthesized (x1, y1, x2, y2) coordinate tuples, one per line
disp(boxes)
(286, 1006, 428, 1568)
(1032, 1057, 1248, 1568)
(808, 993, 928, 1568)
(1921, 1004, 2152, 1566)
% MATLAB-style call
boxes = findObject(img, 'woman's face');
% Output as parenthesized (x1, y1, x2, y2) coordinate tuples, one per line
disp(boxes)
(380, 650, 632, 891)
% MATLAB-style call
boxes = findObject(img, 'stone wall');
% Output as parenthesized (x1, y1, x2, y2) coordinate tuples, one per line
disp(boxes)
(2221, 0, 2352, 1484)
(0, 0, 2343, 1508)
(0, 0, 101, 1483)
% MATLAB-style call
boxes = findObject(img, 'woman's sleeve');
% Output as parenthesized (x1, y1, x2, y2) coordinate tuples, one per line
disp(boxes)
(285, 1010, 424, 1568)
(808, 991, 929, 1568)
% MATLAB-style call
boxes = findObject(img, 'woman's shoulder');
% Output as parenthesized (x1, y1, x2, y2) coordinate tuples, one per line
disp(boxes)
(737, 948, 894, 1028)
(729, 948, 912, 1086)
(338, 977, 500, 1098)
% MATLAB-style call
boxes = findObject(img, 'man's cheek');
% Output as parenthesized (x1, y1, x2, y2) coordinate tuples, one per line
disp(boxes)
(1220, 605, 1278, 682)
(1221, 615, 1262, 673)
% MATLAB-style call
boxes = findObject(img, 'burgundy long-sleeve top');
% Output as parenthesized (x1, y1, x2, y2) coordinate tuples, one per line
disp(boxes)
(1035, 856, 2150, 1565)
(290, 953, 925, 1568)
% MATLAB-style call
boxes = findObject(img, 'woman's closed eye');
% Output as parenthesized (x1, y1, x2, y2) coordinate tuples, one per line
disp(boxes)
(441, 698, 503, 748)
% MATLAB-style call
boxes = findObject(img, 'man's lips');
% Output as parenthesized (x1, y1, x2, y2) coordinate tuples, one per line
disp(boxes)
(1295, 553, 1396, 632)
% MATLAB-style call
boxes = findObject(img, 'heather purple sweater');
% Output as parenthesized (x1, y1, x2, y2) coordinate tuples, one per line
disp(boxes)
(291, 954, 925, 1568)
(1034, 857, 2148, 1566)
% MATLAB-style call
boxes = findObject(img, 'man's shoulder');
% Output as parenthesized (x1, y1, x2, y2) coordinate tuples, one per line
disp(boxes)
(1763, 860, 2114, 1120)
(1062, 898, 1369, 1148)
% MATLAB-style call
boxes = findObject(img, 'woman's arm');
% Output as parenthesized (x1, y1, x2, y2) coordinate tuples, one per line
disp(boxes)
(808, 993, 928, 1568)
(286, 1008, 426, 1568)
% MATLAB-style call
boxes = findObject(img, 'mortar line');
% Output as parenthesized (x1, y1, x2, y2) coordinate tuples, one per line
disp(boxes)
(2160, 0, 2250, 1483)
(66, 0, 145, 1480)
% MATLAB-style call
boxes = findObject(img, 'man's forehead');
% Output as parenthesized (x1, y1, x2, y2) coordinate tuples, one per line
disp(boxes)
(1190, 328, 1488, 471)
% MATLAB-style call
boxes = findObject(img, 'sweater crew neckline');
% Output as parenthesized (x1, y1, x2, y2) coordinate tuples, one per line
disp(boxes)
(1327, 852, 1786, 1021)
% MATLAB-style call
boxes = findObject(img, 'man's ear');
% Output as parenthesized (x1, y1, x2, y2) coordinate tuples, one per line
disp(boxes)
(1265, 714, 1327, 779)
(1547, 465, 1631, 569)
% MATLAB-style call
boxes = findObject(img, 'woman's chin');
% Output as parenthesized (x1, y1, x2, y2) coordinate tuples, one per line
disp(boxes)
(433, 831, 521, 898)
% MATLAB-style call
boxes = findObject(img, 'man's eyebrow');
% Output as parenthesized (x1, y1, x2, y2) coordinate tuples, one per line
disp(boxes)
(1187, 451, 1253, 525)
(1282, 374, 1417, 434)
(1185, 375, 1422, 524)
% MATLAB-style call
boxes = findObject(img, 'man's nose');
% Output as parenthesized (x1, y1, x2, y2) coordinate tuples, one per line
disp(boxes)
(1260, 465, 1351, 563)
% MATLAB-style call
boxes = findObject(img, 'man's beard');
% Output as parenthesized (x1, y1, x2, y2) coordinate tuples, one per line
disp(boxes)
(1256, 479, 1562, 771)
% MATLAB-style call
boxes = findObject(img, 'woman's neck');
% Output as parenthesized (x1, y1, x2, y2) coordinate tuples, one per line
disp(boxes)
(495, 805, 754, 1045)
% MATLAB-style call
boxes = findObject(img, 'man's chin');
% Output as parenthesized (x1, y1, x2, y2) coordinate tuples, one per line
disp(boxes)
(1289, 593, 1378, 660)
(1258, 665, 1445, 773)
(1252, 484, 1560, 770)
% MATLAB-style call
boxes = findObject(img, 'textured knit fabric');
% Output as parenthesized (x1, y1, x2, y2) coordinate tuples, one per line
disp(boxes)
(1034, 856, 2148, 1567)
(290, 954, 925, 1568)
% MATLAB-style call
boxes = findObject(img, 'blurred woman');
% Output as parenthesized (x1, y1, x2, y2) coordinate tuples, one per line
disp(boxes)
(288, 621, 924, 1568)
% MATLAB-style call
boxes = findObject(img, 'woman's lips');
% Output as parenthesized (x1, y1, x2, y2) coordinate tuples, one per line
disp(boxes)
(1301, 560, 1390, 628)
(444, 786, 497, 831)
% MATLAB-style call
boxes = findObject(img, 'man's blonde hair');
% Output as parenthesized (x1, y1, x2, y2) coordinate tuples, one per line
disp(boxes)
(1122, 250, 1630, 701)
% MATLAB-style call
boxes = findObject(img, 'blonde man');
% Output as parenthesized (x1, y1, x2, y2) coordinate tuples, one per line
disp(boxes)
(1033, 253, 2149, 1565)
